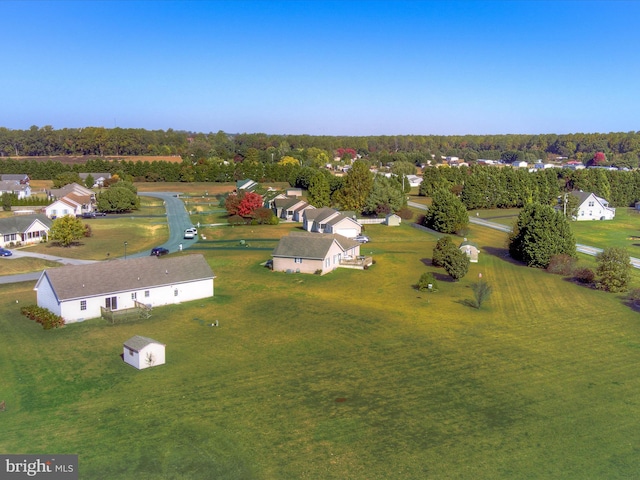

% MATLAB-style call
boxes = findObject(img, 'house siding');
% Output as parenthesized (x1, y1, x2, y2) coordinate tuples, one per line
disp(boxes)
(124, 343, 166, 370)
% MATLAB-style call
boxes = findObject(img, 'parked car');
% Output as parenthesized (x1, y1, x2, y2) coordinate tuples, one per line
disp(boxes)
(184, 230, 195, 239)
(150, 247, 169, 256)
(0, 248, 12, 257)
(94, 211, 107, 216)
(185, 227, 198, 235)
(355, 235, 370, 243)
(77, 212, 96, 219)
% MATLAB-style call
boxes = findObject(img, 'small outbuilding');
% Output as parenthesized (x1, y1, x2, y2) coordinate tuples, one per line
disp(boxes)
(385, 213, 401, 226)
(123, 335, 166, 370)
(460, 239, 480, 263)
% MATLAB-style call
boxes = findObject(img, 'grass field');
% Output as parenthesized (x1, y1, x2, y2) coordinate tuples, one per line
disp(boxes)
(2, 218, 640, 479)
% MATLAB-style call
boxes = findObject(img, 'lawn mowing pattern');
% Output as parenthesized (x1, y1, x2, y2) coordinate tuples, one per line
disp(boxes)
(2, 223, 640, 478)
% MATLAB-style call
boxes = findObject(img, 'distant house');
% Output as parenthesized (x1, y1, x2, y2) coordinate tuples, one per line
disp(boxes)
(272, 232, 365, 275)
(286, 188, 303, 197)
(44, 195, 90, 218)
(459, 239, 480, 263)
(79, 172, 111, 187)
(236, 179, 258, 192)
(47, 183, 95, 201)
(0, 174, 30, 184)
(123, 336, 166, 370)
(569, 191, 615, 221)
(0, 214, 51, 247)
(406, 175, 423, 188)
(34, 254, 215, 322)
(0, 180, 31, 199)
(273, 197, 315, 221)
(302, 207, 362, 238)
(513, 161, 528, 168)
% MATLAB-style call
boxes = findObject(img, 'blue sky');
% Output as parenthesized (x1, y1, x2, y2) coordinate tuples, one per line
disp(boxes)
(2, 1, 639, 136)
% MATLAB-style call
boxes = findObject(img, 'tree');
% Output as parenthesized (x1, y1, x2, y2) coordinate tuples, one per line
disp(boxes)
(236, 191, 264, 217)
(596, 247, 631, 292)
(432, 236, 457, 267)
(364, 176, 406, 215)
(443, 247, 470, 281)
(96, 187, 139, 213)
(508, 203, 576, 268)
(2, 193, 12, 211)
(84, 174, 95, 189)
(332, 160, 373, 212)
(49, 215, 87, 247)
(423, 188, 468, 234)
(470, 278, 493, 308)
(52, 172, 82, 188)
(307, 172, 331, 207)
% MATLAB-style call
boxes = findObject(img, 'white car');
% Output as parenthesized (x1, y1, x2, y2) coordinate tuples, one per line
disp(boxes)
(184, 228, 196, 239)
(355, 235, 370, 243)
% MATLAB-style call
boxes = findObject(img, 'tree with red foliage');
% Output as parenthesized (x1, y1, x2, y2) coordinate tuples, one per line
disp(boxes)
(592, 151, 607, 165)
(225, 191, 264, 218)
(240, 192, 264, 217)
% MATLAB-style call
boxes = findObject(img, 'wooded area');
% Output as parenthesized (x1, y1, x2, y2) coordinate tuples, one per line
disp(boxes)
(1, 126, 640, 168)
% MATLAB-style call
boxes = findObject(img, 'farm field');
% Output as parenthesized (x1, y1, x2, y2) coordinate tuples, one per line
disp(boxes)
(2, 220, 640, 479)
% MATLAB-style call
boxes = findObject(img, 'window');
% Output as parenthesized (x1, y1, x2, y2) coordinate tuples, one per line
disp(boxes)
(145, 290, 150, 298)
(588, 201, 595, 207)
(294, 258, 302, 264)
(131, 292, 137, 300)
(174, 289, 178, 297)
(80, 300, 87, 311)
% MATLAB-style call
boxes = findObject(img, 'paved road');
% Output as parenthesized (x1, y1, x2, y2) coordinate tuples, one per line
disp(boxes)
(0, 191, 196, 284)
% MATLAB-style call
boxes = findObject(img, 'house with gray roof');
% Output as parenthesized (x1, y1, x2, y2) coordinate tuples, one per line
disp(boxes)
(562, 191, 615, 221)
(0, 180, 31, 199)
(79, 172, 111, 187)
(34, 254, 215, 322)
(271, 231, 365, 275)
(302, 207, 362, 238)
(273, 197, 315, 221)
(0, 214, 51, 248)
(0, 174, 30, 184)
(123, 335, 166, 370)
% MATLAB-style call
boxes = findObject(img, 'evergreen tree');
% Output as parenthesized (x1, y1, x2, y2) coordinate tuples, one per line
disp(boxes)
(596, 247, 631, 292)
(424, 188, 469, 234)
(509, 203, 576, 268)
(332, 160, 373, 212)
(432, 236, 457, 267)
(307, 172, 331, 207)
(443, 247, 470, 281)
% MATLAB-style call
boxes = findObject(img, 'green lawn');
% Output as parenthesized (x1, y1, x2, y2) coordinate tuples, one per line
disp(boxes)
(2, 220, 640, 478)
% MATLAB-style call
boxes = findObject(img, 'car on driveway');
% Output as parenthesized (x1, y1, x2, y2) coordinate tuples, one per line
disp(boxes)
(0, 248, 13, 257)
(184, 228, 197, 239)
(355, 235, 370, 243)
(150, 247, 169, 256)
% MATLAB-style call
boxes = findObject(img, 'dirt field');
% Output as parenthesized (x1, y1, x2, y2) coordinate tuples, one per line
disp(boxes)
(7, 155, 184, 164)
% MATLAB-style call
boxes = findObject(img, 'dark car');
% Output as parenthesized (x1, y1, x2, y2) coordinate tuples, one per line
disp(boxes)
(150, 247, 169, 256)
(94, 211, 107, 216)
(0, 248, 12, 257)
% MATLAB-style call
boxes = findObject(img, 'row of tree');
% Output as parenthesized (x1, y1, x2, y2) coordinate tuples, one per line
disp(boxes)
(2, 126, 640, 166)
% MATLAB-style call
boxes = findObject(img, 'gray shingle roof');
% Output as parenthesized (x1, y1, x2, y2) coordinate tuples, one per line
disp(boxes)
(272, 232, 359, 259)
(38, 254, 215, 301)
(0, 214, 52, 234)
(123, 335, 164, 351)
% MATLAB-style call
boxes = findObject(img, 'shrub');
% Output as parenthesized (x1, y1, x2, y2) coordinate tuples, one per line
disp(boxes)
(396, 206, 414, 221)
(416, 272, 438, 292)
(546, 254, 577, 275)
(20, 305, 65, 329)
(574, 267, 595, 284)
(628, 288, 640, 307)
(84, 224, 93, 237)
(228, 215, 246, 226)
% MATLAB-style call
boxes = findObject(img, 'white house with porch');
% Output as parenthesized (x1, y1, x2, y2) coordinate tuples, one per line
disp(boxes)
(123, 335, 166, 370)
(34, 254, 215, 322)
(568, 191, 616, 221)
(0, 214, 51, 247)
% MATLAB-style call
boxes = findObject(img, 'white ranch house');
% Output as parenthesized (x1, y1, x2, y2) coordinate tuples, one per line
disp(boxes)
(303, 207, 362, 238)
(0, 214, 51, 248)
(123, 335, 166, 370)
(34, 254, 215, 323)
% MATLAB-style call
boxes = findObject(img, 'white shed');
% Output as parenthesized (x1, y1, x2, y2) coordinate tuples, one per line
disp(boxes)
(123, 336, 166, 370)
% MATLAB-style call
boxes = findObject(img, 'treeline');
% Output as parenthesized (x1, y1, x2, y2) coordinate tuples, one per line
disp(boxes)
(1, 126, 640, 167)
(419, 166, 640, 209)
